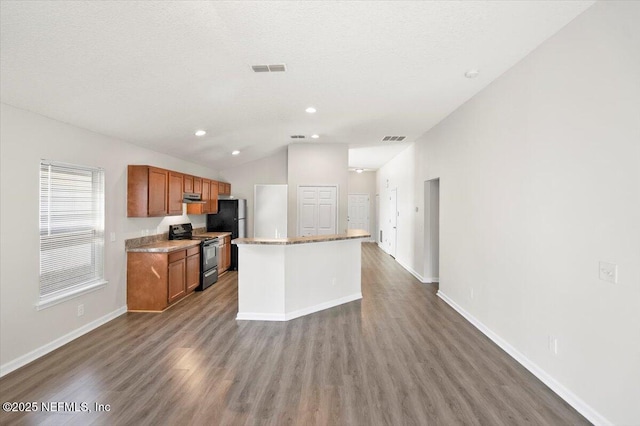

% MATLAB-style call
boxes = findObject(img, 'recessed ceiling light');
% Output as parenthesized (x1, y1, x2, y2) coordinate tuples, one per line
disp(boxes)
(195, 130, 207, 137)
(305, 107, 316, 113)
(232, 150, 240, 156)
(464, 69, 480, 79)
(311, 134, 319, 139)
(356, 168, 364, 174)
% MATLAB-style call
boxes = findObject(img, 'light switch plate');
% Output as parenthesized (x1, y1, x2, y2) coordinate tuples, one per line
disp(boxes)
(599, 261, 617, 284)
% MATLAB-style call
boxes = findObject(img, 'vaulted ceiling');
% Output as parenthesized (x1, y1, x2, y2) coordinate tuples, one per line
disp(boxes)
(0, 1, 594, 170)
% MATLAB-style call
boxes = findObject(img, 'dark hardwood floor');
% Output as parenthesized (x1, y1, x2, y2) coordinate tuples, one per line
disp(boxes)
(0, 243, 589, 425)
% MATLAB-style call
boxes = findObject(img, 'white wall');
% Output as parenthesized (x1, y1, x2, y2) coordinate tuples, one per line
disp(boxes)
(377, 144, 421, 278)
(0, 103, 219, 372)
(423, 179, 439, 282)
(347, 171, 377, 240)
(219, 149, 288, 238)
(376, 2, 640, 424)
(287, 144, 349, 237)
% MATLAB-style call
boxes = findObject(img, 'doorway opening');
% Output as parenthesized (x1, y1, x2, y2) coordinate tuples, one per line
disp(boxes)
(424, 179, 439, 283)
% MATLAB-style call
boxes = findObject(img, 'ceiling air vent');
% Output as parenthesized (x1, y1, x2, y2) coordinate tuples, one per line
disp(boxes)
(290, 135, 306, 139)
(251, 64, 287, 73)
(382, 136, 406, 142)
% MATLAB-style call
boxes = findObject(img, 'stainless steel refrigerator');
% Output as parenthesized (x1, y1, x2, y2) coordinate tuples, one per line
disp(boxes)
(206, 199, 246, 270)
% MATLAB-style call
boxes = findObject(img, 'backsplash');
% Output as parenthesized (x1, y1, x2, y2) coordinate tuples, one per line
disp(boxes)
(125, 227, 206, 249)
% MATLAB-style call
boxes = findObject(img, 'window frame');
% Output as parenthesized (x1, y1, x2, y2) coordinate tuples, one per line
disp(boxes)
(36, 160, 107, 310)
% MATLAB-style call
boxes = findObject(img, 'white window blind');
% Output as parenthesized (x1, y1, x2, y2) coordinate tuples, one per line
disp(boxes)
(39, 160, 105, 303)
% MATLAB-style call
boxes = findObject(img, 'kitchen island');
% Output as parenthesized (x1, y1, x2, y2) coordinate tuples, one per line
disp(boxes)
(232, 230, 370, 321)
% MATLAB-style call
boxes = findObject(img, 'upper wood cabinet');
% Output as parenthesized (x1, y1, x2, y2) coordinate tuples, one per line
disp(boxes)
(187, 178, 219, 215)
(218, 181, 231, 196)
(129, 165, 225, 217)
(128, 166, 168, 217)
(168, 171, 184, 215)
(202, 179, 211, 213)
(210, 180, 219, 214)
(183, 175, 194, 193)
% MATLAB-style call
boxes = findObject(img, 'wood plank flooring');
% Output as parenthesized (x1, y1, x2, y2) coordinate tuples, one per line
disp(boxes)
(0, 243, 589, 425)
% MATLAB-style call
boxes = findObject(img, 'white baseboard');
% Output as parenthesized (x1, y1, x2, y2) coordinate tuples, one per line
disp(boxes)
(236, 312, 286, 321)
(285, 293, 362, 321)
(436, 291, 611, 426)
(424, 277, 439, 283)
(0, 306, 128, 378)
(237, 293, 363, 322)
(394, 257, 427, 283)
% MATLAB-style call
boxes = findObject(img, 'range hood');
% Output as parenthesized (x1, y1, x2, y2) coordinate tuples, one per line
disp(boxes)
(183, 192, 206, 204)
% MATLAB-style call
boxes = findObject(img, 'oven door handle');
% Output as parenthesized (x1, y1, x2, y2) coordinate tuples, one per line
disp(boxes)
(204, 268, 217, 278)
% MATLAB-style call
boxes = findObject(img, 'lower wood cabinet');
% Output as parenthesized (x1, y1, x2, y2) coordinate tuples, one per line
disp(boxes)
(186, 246, 200, 292)
(218, 235, 232, 274)
(127, 245, 200, 312)
(167, 250, 186, 303)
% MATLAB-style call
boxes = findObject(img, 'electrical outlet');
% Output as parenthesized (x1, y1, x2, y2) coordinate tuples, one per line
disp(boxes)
(110, 232, 116, 242)
(599, 261, 617, 284)
(77, 304, 84, 317)
(331, 277, 336, 286)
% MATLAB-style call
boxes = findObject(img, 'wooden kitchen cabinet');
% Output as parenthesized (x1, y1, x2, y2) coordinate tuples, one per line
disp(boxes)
(129, 164, 224, 217)
(128, 166, 169, 217)
(186, 246, 201, 292)
(223, 235, 231, 271)
(183, 175, 194, 193)
(218, 181, 231, 195)
(218, 235, 232, 274)
(187, 178, 219, 215)
(168, 171, 184, 215)
(202, 179, 210, 212)
(168, 251, 186, 303)
(210, 180, 219, 214)
(218, 238, 225, 273)
(127, 245, 200, 312)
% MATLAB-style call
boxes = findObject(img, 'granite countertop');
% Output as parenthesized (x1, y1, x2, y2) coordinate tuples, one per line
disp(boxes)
(232, 229, 370, 246)
(126, 239, 201, 253)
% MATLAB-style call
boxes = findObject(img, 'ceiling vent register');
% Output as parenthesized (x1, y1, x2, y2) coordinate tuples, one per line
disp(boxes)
(290, 135, 306, 139)
(382, 136, 406, 141)
(252, 64, 287, 73)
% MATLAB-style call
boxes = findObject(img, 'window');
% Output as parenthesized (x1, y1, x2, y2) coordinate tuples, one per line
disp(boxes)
(38, 160, 106, 309)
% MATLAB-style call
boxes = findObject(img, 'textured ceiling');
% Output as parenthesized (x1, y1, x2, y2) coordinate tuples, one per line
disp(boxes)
(0, 1, 594, 170)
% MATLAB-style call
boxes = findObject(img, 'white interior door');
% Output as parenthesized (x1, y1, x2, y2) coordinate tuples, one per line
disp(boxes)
(389, 188, 397, 257)
(348, 194, 369, 232)
(298, 186, 337, 236)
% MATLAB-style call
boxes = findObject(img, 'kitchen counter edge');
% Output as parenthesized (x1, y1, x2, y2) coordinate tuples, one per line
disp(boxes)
(126, 239, 201, 253)
(232, 230, 370, 246)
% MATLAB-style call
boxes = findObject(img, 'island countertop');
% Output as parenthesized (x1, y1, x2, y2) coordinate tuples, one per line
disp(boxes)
(232, 229, 370, 245)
